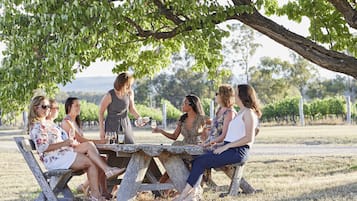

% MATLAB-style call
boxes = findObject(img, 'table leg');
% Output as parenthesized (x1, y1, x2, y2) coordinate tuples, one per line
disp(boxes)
(158, 153, 189, 192)
(117, 152, 152, 201)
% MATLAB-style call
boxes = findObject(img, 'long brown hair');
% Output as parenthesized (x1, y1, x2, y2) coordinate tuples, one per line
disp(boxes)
(186, 94, 205, 116)
(65, 97, 81, 128)
(237, 84, 262, 118)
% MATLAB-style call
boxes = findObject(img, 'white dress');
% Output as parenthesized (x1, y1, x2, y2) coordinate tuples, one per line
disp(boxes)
(30, 121, 77, 170)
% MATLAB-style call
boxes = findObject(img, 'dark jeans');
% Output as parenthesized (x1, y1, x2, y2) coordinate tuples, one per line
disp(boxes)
(187, 143, 250, 187)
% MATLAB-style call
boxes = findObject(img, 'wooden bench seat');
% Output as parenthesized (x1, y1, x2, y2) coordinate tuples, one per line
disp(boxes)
(14, 137, 83, 201)
(203, 162, 257, 197)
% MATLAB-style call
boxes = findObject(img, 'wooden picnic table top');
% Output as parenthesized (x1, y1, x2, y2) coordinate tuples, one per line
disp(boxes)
(96, 143, 205, 156)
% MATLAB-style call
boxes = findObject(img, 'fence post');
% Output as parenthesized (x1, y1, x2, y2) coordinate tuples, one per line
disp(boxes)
(210, 100, 215, 120)
(299, 97, 305, 126)
(346, 96, 351, 125)
(162, 103, 167, 129)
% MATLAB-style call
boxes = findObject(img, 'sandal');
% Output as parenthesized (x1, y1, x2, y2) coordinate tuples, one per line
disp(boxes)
(102, 191, 113, 200)
(76, 183, 89, 196)
(88, 195, 105, 201)
(105, 167, 126, 179)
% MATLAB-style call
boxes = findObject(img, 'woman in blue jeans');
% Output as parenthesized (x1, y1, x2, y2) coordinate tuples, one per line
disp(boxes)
(174, 84, 262, 201)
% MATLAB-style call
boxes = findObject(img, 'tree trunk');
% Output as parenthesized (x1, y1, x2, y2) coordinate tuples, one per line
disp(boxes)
(231, 1, 357, 79)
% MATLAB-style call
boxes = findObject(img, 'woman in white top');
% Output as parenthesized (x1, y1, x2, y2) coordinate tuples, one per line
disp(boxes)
(173, 84, 262, 201)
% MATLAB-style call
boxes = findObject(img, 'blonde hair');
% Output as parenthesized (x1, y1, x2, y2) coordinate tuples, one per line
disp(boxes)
(217, 84, 235, 107)
(27, 96, 47, 133)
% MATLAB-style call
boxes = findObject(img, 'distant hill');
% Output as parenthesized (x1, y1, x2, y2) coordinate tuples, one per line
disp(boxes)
(59, 76, 115, 92)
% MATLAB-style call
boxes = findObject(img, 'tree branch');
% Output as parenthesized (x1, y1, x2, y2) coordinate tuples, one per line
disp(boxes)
(328, 0, 357, 29)
(152, 0, 185, 25)
(124, 16, 184, 39)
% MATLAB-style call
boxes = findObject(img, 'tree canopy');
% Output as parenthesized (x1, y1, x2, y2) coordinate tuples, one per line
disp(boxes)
(0, 0, 356, 114)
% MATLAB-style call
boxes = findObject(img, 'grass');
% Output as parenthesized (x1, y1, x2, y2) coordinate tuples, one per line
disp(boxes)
(1, 125, 357, 201)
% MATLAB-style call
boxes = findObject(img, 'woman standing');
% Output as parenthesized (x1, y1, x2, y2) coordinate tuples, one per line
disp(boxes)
(173, 84, 262, 201)
(99, 72, 143, 144)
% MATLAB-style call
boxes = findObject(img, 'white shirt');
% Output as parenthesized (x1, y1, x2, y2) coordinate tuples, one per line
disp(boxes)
(224, 109, 258, 143)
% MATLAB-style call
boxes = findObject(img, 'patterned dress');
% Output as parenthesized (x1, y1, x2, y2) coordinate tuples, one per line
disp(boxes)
(207, 108, 236, 143)
(30, 121, 77, 170)
(172, 114, 206, 146)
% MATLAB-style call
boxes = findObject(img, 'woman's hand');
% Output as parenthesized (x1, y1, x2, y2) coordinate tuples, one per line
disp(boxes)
(213, 144, 229, 154)
(152, 127, 161, 133)
(64, 139, 75, 147)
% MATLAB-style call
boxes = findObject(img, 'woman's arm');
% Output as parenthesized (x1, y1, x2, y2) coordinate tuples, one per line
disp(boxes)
(211, 110, 235, 144)
(128, 90, 141, 120)
(61, 119, 89, 143)
(214, 109, 255, 154)
(99, 93, 111, 140)
(152, 124, 182, 140)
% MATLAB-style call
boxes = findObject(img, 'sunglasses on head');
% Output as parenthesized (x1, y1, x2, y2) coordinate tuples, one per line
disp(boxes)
(186, 95, 196, 106)
(38, 105, 51, 110)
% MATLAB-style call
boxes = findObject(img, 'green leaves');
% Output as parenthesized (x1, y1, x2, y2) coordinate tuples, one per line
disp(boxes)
(0, 0, 356, 115)
(274, 0, 356, 55)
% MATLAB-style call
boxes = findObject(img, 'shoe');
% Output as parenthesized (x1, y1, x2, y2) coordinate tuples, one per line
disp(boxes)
(87, 195, 106, 201)
(105, 167, 126, 179)
(102, 192, 113, 200)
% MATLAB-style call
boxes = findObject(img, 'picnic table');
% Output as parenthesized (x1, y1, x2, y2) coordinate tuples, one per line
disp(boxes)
(96, 143, 204, 201)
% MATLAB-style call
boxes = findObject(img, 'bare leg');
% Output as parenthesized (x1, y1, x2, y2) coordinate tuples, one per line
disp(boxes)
(71, 153, 102, 199)
(74, 141, 124, 175)
(78, 156, 110, 197)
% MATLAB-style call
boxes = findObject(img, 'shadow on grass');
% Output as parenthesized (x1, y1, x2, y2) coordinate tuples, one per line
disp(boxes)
(5, 190, 85, 201)
(277, 181, 357, 201)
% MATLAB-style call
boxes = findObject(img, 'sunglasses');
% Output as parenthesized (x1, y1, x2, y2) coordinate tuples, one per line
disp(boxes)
(186, 95, 196, 106)
(38, 105, 51, 110)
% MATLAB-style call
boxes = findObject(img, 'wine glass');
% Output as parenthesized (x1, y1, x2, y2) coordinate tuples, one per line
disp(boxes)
(151, 120, 157, 129)
(118, 133, 125, 144)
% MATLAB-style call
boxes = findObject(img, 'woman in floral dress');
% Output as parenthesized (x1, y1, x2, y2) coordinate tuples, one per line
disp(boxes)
(28, 96, 124, 201)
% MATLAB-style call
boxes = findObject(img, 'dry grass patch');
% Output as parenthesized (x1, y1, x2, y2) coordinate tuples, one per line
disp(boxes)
(2, 151, 357, 201)
(1, 125, 357, 200)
